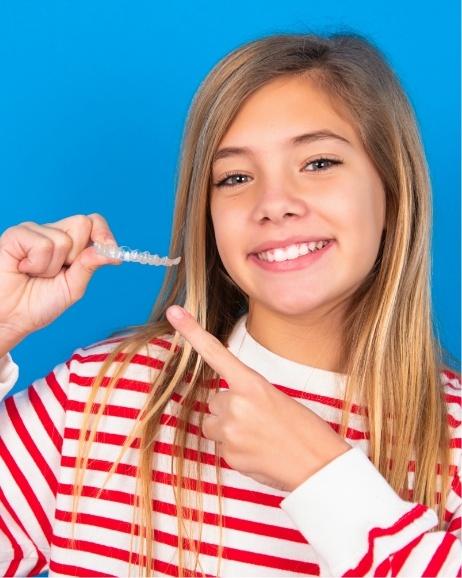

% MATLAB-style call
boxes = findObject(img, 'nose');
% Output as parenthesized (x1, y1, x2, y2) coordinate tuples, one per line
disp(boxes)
(251, 182, 307, 224)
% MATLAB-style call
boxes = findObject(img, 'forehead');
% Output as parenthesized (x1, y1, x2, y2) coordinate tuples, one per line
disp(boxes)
(218, 75, 359, 149)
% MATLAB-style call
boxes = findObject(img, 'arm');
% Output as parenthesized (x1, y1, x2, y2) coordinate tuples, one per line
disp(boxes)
(0, 359, 71, 577)
(0, 214, 118, 575)
(282, 448, 461, 577)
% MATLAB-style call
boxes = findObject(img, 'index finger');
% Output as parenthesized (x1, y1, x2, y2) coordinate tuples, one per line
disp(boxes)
(46, 213, 117, 264)
(166, 305, 259, 386)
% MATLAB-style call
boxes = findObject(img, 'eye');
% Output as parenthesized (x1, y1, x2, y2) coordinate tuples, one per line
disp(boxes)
(213, 172, 252, 188)
(303, 158, 343, 172)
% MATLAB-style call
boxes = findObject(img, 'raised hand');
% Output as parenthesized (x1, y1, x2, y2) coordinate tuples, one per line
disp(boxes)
(166, 305, 351, 492)
(0, 214, 119, 355)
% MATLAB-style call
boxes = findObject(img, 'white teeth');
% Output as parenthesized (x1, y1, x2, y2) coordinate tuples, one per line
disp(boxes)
(257, 240, 329, 263)
(273, 248, 286, 262)
(286, 245, 300, 260)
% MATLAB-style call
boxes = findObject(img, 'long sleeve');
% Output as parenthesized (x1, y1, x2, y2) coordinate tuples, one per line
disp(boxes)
(0, 355, 19, 401)
(0, 359, 70, 577)
(281, 448, 462, 576)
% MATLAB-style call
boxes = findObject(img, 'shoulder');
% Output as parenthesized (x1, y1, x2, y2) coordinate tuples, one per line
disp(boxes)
(65, 332, 178, 389)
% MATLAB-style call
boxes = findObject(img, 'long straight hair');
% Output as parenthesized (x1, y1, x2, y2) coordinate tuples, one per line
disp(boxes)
(74, 33, 451, 575)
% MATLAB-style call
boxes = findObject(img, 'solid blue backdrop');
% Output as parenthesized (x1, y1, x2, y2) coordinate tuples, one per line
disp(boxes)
(1, 0, 460, 398)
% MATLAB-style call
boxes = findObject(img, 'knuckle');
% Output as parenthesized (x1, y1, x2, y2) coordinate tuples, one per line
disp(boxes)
(202, 334, 224, 360)
(71, 214, 92, 233)
(35, 236, 55, 255)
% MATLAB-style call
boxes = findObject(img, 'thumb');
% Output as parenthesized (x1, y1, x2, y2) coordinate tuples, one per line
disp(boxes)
(63, 243, 119, 303)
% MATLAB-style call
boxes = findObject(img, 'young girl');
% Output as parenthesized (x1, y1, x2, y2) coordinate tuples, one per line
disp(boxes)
(0, 33, 460, 577)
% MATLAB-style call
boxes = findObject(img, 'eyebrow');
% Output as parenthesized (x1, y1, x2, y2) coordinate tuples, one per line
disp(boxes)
(213, 130, 351, 163)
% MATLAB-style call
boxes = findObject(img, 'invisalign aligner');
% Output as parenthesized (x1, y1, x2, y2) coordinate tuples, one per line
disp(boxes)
(93, 242, 181, 266)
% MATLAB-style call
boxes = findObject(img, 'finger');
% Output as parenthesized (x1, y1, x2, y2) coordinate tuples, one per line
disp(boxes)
(62, 242, 120, 304)
(0, 224, 62, 277)
(15, 222, 74, 277)
(45, 213, 117, 264)
(166, 305, 262, 390)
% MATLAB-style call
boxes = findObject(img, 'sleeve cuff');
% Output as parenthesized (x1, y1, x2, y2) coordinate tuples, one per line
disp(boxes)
(0, 353, 19, 400)
(281, 448, 438, 575)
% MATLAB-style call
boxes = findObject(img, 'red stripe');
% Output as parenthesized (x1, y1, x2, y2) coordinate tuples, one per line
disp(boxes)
(70, 349, 169, 370)
(443, 369, 460, 382)
(343, 504, 428, 576)
(389, 534, 425, 575)
(448, 414, 462, 428)
(58, 483, 135, 506)
(44, 371, 67, 410)
(373, 554, 390, 577)
(55, 501, 306, 544)
(52, 534, 211, 577)
(218, 378, 366, 415)
(5, 396, 58, 495)
(66, 399, 143, 420)
(328, 421, 369, 440)
(451, 473, 461, 498)
(52, 535, 134, 565)
(422, 533, 459, 577)
(58, 465, 284, 511)
(152, 470, 284, 507)
(445, 393, 462, 406)
(63, 426, 141, 448)
(447, 517, 461, 533)
(60, 456, 137, 477)
(450, 438, 461, 449)
(29, 385, 63, 454)
(0, 438, 53, 541)
(70, 372, 152, 393)
(152, 529, 320, 575)
(153, 559, 214, 577)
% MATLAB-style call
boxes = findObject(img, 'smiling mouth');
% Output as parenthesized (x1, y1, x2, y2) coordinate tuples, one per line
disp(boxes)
(256, 241, 330, 262)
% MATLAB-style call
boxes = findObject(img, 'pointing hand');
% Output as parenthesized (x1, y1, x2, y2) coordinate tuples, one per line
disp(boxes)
(166, 305, 351, 491)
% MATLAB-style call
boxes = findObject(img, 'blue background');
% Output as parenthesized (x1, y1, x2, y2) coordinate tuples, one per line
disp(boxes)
(1, 0, 460, 398)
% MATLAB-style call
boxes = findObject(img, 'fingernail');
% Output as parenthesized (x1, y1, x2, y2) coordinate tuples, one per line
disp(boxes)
(168, 305, 185, 319)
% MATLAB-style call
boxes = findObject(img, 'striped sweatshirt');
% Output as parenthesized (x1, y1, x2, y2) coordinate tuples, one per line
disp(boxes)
(0, 317, 461, 577)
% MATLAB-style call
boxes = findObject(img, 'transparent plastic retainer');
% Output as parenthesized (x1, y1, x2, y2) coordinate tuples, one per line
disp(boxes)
(93, 242, 181, 267)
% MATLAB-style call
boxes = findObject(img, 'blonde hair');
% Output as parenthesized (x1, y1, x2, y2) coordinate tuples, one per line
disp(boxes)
(74, 33, 451, 575)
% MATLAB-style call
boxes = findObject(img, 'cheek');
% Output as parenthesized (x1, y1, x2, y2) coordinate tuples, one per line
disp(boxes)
(211, 202, 238, 266)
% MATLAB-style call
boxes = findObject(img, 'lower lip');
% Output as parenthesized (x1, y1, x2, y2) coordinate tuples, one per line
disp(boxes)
(249, 241, 334, 272)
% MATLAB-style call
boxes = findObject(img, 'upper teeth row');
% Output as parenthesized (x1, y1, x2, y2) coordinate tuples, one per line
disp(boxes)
(258, 241, 329, 262)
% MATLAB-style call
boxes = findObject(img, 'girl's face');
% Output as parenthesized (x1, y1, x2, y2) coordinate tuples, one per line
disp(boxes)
(210, 76, 385, 327)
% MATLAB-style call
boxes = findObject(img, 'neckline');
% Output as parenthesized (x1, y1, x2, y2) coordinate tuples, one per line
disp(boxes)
(227, 316, 346, 396)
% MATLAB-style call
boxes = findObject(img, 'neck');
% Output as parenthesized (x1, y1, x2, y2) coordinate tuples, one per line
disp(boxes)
(246, 305, 346, 372)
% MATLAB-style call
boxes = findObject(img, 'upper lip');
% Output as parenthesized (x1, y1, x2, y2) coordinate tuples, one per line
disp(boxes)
(249, 236, 333, 255)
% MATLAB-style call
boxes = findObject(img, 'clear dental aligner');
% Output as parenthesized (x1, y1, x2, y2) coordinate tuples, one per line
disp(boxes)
(93, 241, 181, 266)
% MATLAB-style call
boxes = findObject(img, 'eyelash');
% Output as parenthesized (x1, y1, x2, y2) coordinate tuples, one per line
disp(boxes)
(213, 172, 252, 188)
(303, 157, 343, 172)
(213, 157, 343, 188)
